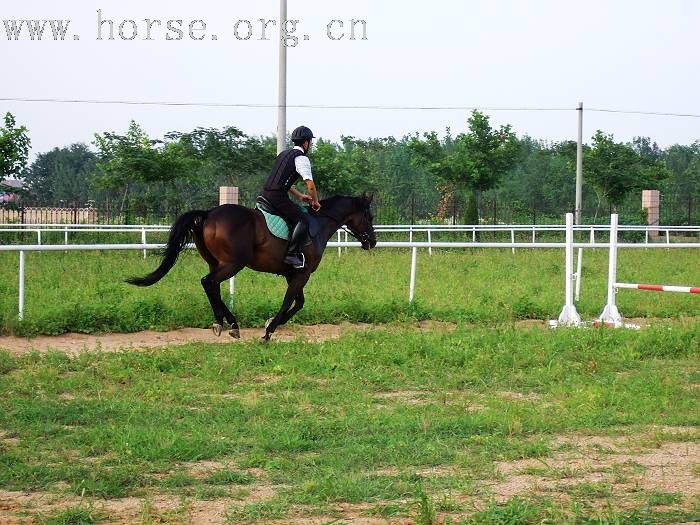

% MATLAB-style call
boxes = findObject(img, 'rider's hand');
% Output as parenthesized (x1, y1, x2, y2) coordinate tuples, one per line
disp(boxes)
(312, 200, 321, 212)
(300, 194, 313, 203)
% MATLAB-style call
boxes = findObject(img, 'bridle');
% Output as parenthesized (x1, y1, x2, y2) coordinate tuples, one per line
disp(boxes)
(314, 205, 374, 246)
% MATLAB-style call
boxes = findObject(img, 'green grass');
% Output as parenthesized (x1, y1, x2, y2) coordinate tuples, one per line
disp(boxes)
(0, 248, 699, 336)
(38, 504, 106, 525)
(0, 326, 697, 523)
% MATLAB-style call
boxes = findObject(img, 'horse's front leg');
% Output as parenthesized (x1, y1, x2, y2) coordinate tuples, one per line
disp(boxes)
(278, 290, 305, 327)
(262, 274, 309, 342)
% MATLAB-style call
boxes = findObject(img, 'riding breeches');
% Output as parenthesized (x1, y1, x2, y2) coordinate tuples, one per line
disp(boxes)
(261, 190, 309, 227)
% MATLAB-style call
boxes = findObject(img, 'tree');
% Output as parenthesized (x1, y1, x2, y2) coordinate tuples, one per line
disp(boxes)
(585, 131, 669, 218)
(93, 121, 192, 213)
(409, 111, 518, 223)
(663, 143, 700, 224)
(25, 143, 97, 205)
(166, 126, 276, 203)
(0, 112, 31, 184)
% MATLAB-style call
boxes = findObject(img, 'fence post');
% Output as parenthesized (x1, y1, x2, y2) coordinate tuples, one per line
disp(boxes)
(141, 228, 147, 259)
(427, 229, 432, 256)
(18, 250, 25, 321)
(557, 213, 581, 326)
(409, 247, 417, 303)
(337, 230, 342, 256)
(598, 213, 622, 326)
(511, 229, 515, 254)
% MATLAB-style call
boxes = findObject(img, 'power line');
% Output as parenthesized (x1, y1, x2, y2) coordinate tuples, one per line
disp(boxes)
(0, 97, 571, 111)
(587, 108, 700, 119)
(2, 97, 700, 118)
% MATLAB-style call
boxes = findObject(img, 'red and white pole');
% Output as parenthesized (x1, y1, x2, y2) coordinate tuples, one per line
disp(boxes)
(616, 283, 700, 294)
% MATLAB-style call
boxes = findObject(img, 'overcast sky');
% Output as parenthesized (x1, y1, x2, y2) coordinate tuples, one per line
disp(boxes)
(2, 0, 699, 156)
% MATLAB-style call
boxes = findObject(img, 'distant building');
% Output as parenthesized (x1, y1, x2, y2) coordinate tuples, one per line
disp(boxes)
(0, 179, 25, 203)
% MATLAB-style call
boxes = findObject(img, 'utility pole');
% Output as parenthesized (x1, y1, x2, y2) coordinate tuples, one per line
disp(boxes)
(575, 102, 583, 224)
(574, 102, 584, 302)
(277, 0, 287, 154)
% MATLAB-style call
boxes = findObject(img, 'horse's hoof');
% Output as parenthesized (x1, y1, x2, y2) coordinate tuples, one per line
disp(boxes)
(229, 328, 240, 339)
(212, 323, 223, 337)
(260, 335, 270, 344)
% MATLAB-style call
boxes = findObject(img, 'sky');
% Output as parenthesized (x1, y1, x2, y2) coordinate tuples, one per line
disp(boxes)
(2, 0, 700, 157)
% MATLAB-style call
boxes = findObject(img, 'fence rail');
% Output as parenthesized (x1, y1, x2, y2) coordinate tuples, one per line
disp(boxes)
(3, 215, 700, 321)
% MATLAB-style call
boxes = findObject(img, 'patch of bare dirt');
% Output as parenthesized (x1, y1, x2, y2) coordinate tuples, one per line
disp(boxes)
(490, 429, 700, 503)
(0, 321, 461, 357)
(372, 390, 429, 405)
(497, 391, 542, 402)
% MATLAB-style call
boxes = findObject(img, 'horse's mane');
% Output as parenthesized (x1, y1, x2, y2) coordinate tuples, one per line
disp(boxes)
(318, 195, 366, 211)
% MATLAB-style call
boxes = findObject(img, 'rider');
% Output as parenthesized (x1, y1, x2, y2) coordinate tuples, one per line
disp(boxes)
(261, 125, 322, 268)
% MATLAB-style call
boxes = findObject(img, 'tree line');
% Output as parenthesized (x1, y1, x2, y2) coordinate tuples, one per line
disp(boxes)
(1, 111, 699, 224)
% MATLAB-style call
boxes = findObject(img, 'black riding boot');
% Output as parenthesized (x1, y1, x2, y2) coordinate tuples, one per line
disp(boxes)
(284, 221, 308, 268)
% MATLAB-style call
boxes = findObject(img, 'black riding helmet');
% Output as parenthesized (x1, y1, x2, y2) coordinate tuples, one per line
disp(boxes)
(291, 126, 314, 142)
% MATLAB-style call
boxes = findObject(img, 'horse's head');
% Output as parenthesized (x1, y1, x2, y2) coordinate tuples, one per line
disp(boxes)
(346, 193, 377, 250)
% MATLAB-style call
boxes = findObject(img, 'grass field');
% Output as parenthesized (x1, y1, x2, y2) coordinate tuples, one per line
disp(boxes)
(0, 247, 698, 523)
(0, 248, 699, 336)
(0, 325, 698, 523)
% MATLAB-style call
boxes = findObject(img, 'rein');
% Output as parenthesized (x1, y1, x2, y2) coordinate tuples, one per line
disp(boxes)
(312, 204, 372, 245)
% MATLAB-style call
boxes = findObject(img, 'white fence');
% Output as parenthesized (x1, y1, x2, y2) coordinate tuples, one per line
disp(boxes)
(1, 216, 699, 322)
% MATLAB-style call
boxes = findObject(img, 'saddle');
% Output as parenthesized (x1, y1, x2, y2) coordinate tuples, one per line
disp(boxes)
(255, 196, 318, 244)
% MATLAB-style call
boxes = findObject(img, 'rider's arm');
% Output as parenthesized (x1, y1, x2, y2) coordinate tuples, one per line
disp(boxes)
(305, 180, 320, 210)
(296, 154, 321, 210)
(288, 186, 309, 201)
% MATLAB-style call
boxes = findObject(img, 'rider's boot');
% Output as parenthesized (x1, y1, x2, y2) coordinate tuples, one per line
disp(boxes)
(284, 221, 308, 268)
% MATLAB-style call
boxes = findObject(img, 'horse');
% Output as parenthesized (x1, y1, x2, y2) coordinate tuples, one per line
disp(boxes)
(126, 194, 377, 342)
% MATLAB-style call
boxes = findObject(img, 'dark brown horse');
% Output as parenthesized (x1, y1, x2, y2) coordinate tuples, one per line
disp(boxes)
(127, 194, 377, 341)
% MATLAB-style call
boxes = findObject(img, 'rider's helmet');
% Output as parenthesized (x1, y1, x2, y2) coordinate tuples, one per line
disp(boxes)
(291, 126, 315, 142)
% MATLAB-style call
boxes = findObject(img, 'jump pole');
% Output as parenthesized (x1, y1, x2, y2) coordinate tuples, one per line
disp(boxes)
(615, 283, 700, 294)
(598, 213, 622, 326)
(409, 247, 418, 303)
(556, 212, 581, 326)
(598, 213, 699, 327)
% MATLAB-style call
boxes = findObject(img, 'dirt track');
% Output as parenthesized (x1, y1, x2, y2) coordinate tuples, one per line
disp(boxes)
(1, 316, 691, 357)
(0, 320, 462, 356)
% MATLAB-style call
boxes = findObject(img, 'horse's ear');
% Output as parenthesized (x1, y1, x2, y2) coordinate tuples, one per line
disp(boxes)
(367, 193, 374, 205)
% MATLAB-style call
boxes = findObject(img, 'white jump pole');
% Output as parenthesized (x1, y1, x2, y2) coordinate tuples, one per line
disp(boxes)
(598, 213, 622, 327)
(18, 250, 25, 320)
(409, 247, 417, 303)
(229, 276, 235, 308)
(557, 212, 581, 326)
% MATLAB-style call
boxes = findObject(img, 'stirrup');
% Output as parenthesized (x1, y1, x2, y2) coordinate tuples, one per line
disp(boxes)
(284, 252, 305, 269)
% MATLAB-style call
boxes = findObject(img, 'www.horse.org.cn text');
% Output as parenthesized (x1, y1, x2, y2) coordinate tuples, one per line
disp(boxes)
(2, 10, 369, 45)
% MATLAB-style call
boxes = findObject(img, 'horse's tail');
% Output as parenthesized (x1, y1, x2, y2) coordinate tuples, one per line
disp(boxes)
(126, 209, 208, 287)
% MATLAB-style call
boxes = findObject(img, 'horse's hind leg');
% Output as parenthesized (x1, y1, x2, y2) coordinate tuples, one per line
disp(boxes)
(201, 262, 244, 338)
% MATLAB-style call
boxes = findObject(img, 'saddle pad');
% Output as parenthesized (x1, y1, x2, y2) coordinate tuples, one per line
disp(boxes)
(256, 203, 308, 240)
